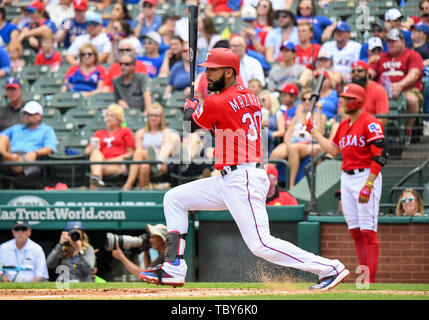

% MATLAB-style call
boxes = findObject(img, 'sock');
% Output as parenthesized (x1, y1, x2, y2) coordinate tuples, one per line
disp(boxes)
(361, 229, 379, 283)
(349, 228, 367, 267)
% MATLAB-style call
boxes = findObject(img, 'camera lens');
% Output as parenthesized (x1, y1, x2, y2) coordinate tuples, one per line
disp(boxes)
(104, 233, 144, 251)
(69, 229, 81, 242)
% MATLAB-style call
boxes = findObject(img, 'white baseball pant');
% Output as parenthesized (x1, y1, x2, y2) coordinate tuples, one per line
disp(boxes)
(340, 168, 382, 232)
(161, 163, 345, 281)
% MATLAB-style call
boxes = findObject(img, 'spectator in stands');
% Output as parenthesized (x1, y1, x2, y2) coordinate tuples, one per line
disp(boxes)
(407, 0, 429, 27)
(104, 2, 132, 35)
(229, 35, 265, 87)
(248, 78, 263, 96)
(411, 22, 429, 114)
(395, 188, 424, 217)
(351, 61, 389, 127)
(269, 88, 325, 188)
(295, 0, 332, 44)
(238, 6, 267, 56)
(56, 0, 88, 49)
(65, 11, 111, 65)
(107, 19, 142, 64)
(62, 43, 106, 98)
(46, 221, 96, 282)
(296, 21, 320, 69)
(260, 90, 285, 155)
(132, 0, 162, 38)
(266, 164, 298, 206)
(158, 14, 180, 56)
(366, 37, 384, 65)
(112, 224, 167, 275)
(300, 49, 343, 91)
(197, 15, 222, 63)
(174, 0, 199, 42)
(204, 0, 243, 18)
(320, 21, 361, 82)
(85, 104, 135, 188)
(46, 0, 74, 29)
(137, 31, 164, 78)
(6, 42, 25, 73)
(0, 221, 49, 282)
(265, 9, 298, 63)
(369, 28, 424, 145)
(278, 82, 299, 128)
(314, 71, 338, 120)
(254, 0, 275, 33)
(35, 31, 62, 71)
(0, 7, 19, 47)
(113, 52, 152, 113)
(359, 20, 388, 63)
(123, 103, 180, 190)
(0, 45, 11, 79)
(11, 5, 33, 31)
(0, 78, 25, 132)
(0, 101, 57, 177)
(158, 35, 185, 78)
(267, 41, 306, 91)
(103, 38, 148, 93)
(384, 8, 412, 48)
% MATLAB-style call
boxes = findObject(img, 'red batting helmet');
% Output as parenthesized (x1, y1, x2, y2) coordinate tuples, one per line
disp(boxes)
(198, 48, 240, 75)
(339, 83, 365, 110)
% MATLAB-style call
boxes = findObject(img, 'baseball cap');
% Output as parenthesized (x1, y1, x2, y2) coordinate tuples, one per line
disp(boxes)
(143, 0, 157, 6)
(241, 6, 257, 21)
(334, 21, 351, 33)
(13, 221, 30, 230)
(25, 1, 45, 13)
(22, 101, 43, 115)
(281, 83, 299, 96)
(280, 40, 296, 51)
(385, 8, 403, 21)
(412, 22, 429, 36)
(146, 224, 167, 242)
(316, 70, 329, 79)
(85, 11, 102, 25)
(368, 36, 383, 51)
(371, 19, 386, 31)
(66, 221, 84, 231)
(387, 28, 404, 41)
(352, 60, 369, 71)
(317, 49, 333, 60)
(4, 77, 22, 89)
(142, 31, 161, 45)
(266, 165, 278, 178)
(73, 0, 88, 11)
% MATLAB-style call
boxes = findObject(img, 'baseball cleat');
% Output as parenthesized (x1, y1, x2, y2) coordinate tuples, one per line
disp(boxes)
(309, 268, 350, 291)
(139, 267, 185, 287)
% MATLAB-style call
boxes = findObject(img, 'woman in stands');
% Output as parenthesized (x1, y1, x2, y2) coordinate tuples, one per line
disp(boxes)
(295, 0, 332, 44)
(396, 188, 424, 216)
(62, 43, 106, 98)
(269, 88, 325, 188)
(123, 103, 180, 190)
(85, 104, 135, 189)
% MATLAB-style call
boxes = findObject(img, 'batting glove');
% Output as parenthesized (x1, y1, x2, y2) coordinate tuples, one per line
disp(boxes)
(304, 118, 316, 135)
(358, 181, 373, 204)
(184, 97, 200, 112)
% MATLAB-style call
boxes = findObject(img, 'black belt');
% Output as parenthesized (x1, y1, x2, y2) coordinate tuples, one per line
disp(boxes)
(343, 168, 365, 175)
(221, 163, 264, 177)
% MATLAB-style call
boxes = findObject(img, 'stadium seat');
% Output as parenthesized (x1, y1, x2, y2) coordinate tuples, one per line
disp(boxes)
(402, 0, 420, 17)
(3, 5, 21, 22)
(81, 92, 116, 109)
(31, 75, 64, 97)
(384, 94, 408, 157)
(151, 77, 168, 103)
(80, 121, 107, 139)
(12, 64, 49, 83)
(45, 92, 83, 114)
(165, 91, 185, 109)
(367, 0, 399, 19)
(324, 1, 356, 20)
(62, 107, 103, 128)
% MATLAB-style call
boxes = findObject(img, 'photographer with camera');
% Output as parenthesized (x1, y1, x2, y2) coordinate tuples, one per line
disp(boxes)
(46, 221, 95, 282)
(109, 224, 166, 278)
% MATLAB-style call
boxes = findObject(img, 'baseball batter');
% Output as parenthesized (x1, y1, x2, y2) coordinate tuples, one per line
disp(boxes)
(306, 83, 387, 283)
(139, 48, 349, 290)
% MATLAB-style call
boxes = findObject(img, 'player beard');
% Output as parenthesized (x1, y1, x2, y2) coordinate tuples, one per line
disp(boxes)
(207, 71, 226, 92)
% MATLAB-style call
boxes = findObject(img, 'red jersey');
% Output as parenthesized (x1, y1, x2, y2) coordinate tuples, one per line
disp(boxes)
(266, 190, 298, 206)
(93, 127, 135, 159)
(370, 48, 424, 91)
(295, 44, 321, 68)
(104, 61, 148, 92)
(192, 84, 264, 170)
(332, 111, 384, 171)
(35, 51, 62, 70)
(363, 80, 389, 115)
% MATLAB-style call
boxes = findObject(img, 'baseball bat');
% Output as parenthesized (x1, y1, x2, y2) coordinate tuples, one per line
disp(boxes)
(300, 73, 325, 136)
(188, 5, 198, 99)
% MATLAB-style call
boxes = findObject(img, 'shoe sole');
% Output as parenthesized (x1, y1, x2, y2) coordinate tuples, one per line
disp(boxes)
(139, 273, 184, 288)
(323, 268, 350, 291)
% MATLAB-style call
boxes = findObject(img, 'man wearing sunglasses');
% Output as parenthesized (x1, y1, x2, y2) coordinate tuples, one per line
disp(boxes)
(0, 221, 48, 282)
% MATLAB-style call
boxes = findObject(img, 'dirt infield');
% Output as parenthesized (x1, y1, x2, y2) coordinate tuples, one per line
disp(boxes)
(0, 287, 428, 299)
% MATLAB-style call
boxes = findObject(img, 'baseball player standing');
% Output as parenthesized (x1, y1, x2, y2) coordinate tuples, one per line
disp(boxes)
(139, 48, 349, 290)
(305, 83, 387, 284)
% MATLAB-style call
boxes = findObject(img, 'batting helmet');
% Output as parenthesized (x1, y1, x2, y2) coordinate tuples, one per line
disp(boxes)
(339, 83, 366, 110)
(198, 48, 240, 75)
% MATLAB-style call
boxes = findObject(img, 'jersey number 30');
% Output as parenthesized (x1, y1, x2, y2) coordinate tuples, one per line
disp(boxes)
(242, 111, 262, 142)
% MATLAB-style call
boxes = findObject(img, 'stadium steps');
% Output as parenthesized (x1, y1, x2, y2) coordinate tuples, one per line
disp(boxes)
(388, 136, 429, 167)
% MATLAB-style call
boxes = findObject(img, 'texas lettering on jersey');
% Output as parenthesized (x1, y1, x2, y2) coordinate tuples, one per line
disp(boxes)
(192, 85, 264, 170)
